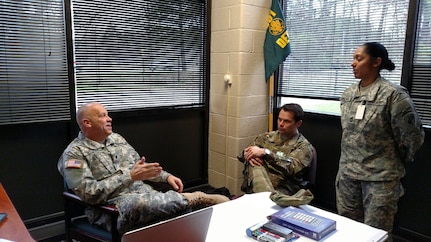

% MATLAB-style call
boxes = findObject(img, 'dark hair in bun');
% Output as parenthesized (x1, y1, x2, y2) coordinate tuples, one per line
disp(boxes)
(362, 42, 395, 71)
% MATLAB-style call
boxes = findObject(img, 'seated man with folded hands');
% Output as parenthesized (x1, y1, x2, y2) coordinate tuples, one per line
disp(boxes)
(238, 103, 314, 206)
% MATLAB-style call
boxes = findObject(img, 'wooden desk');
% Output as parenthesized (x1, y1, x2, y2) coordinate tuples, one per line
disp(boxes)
(0, 183, 35, 242)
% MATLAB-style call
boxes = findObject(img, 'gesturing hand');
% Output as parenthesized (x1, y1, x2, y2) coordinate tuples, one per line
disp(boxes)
(130, 156, 163, 181)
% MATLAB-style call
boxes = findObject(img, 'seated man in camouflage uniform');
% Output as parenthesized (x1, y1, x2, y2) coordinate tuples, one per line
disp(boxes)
(238, 103, 314, 197)
(58, 102, 229, 234)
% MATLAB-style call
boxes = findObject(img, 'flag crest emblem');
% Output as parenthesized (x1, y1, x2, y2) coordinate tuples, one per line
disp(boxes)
(269, 18, 285, 36)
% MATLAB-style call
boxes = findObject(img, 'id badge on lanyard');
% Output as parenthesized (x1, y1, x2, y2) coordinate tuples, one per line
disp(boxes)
(355, 101, 366, 120)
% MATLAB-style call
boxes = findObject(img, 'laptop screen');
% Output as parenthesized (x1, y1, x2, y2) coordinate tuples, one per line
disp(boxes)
(122, 207, 213, 242)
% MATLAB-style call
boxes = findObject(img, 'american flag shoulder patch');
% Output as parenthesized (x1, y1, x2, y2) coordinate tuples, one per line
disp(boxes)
(66, 159, 82, 169)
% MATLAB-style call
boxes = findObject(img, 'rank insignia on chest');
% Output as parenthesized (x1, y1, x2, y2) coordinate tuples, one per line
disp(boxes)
(66, 159, 82, 169)
(276, 151, 285, 158)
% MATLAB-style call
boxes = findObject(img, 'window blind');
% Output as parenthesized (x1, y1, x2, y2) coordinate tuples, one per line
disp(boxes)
(0, 1, 69, 125)
(71, 0, 207, 111)
(410, 0, 431, 127)
(278, 0, 409, 100)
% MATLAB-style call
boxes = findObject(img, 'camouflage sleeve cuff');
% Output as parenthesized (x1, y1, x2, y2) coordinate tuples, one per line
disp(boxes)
(146, 170, 172, 183)
(120, 168, 134, 186)
(160, 170, 172, 182)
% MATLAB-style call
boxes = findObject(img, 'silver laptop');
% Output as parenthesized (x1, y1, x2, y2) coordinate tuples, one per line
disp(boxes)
(121, 207, 213, 242)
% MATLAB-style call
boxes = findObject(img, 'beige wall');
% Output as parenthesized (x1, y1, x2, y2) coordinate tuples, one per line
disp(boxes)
(209, 0, 271, 195)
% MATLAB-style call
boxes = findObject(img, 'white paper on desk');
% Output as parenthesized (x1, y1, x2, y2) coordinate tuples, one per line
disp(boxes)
(206, 192, 279, 242)
(299, 205, 388, 242)
(0, 239, 15, 242)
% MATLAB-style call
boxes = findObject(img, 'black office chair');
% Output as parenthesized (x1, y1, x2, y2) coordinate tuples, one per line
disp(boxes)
(62, 184, 120, 242)
(62, 180, 178, 242)
(301, 146, 317, 189)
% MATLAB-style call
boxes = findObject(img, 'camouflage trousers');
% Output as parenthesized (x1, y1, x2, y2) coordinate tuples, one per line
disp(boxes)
(335, 171, 404, 241)
(242, 164, 313, 207)
(241, 162, 275, 193)
(102, 190, 189, 234)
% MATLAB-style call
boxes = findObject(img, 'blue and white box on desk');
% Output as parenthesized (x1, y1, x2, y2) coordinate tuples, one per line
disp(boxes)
(268, 206, 336, 241)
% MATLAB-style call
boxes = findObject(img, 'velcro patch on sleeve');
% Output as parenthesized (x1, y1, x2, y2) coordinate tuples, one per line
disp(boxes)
(66, 159, 83, 169)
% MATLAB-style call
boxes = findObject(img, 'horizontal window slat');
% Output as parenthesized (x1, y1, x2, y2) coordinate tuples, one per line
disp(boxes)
(278, 0, 409, 101)
(72, 0, 206, 110)
(410, 0, 431, 126)
(0, 0, 70, 125)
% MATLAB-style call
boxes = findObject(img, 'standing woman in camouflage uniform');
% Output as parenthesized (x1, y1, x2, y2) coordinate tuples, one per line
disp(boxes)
(336, 42, 425, 240)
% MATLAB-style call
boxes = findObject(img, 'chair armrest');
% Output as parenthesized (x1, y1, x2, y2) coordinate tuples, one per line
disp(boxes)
(62, 190, 120, 242)
(62, 191, 118, 215)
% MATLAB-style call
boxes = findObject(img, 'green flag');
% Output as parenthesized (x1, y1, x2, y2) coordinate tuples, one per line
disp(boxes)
(264, 0, 291, 82)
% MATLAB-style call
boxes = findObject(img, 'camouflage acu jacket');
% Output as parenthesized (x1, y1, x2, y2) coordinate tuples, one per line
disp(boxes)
(58, 132, 172, 205)
(339, 77, 425, 181)
(238, 131, 313, 195)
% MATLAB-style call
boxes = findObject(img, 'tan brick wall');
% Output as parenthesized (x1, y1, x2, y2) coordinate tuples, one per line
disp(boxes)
(209, 0, 271, 195)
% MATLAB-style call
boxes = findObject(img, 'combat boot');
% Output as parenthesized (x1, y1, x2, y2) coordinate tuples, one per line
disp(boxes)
(182, 191, 229, 209)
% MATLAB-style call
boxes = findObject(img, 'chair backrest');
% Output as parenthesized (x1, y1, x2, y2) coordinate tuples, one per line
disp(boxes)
(307, 146, 317, 185)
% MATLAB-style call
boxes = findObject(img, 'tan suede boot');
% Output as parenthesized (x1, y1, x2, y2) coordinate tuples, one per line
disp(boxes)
(182, 191, 229, 209)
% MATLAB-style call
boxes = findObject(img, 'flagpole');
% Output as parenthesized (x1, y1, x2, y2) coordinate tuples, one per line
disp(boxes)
(268, 74, 274, 132)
